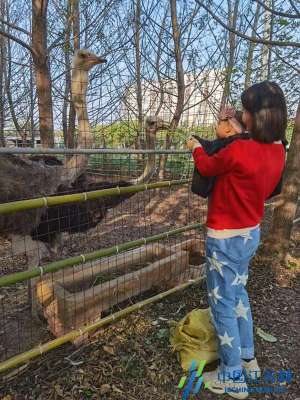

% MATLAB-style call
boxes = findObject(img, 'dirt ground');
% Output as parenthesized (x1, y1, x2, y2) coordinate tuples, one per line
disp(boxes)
(0, 189, 299, 399)
(0, 249, 299, 399)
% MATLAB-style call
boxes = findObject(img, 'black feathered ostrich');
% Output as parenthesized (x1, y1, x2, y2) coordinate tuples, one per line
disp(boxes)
(0, 49, 170, 269)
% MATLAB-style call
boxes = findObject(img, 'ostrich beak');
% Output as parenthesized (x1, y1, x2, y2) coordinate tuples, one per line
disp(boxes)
(94, 56, 107, 64)
(88, 55, 107, 65)
(96, 57, 107, 64)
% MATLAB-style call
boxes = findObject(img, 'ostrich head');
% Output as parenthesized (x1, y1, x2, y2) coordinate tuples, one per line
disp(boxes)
(145, 116, 170, 135)
(130, 115, 170, 184)
(72, 49, 107, 71)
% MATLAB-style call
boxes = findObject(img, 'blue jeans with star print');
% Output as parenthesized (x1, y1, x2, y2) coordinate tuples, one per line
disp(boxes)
(205, 227, 260, 377)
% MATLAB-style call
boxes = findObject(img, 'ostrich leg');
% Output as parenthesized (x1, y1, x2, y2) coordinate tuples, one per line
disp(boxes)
(11, 234, 50, 316)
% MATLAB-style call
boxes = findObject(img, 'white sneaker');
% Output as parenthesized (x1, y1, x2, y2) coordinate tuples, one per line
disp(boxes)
(242, 358, 261, 381)
(202, 368, 248, 399)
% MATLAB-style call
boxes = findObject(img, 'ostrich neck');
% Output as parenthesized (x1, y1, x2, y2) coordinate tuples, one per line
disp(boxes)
(71, 68, 93, 148)
(131, 127, 156, 184)
(61, 68, 92, 184)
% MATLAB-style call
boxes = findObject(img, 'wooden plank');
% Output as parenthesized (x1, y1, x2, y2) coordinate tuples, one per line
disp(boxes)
(45, 250, 189, 335)
(170, 238, 204, 254)
(36, 243, 172, 307)
(166, 263, 206, 287)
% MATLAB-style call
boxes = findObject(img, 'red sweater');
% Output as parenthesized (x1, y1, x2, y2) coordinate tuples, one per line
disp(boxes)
(192, 139, 285, 229)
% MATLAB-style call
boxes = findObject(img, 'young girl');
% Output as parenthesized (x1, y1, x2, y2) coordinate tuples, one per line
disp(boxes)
(187, 81, 287, 399)
(191, 111, 250, 198)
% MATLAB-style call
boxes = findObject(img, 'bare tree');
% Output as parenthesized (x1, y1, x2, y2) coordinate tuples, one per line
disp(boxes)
(62, 3, 72, 147)
(32, 0, 54, 147)
(267, 100, 300, 263)
(0, 0, 54, 147)
(134, 0, 143, 149)
(260, 0, 271, 80)
(0, 0, 6, 146)
(195, 0, 300, 48)
(5, 37, 23, 136)
(244, 2, 260, 89)
(67, 0, 80, 147)
(61, 0, 80, 148)
(195, 0, 300, 267)
(220, 0, 240, 106)
(158, 0, 185, 179)
(29, 57, 35, 146)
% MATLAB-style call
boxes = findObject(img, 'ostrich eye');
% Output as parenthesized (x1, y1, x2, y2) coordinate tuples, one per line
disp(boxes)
(80, 53, 87, 58)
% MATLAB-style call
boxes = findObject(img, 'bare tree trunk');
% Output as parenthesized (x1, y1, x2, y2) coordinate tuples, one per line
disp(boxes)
(159, 0, 185, 180)
(267, 100, 300, 262)
(0, 0, 6, 146)
(66, 0, 80, 148)
(267, 0, 274, 79)
(29, 57, 35, 146)
(134, 0, 143, 150)
(32, 0, 54, 148)
(5, 37, 22, 136)
(261, 0, 271, 80)
(155, 11, 167, 117)
(62, 1, 72, 147)
(244, 2, 260, 89)
(220, 0, 239, 106)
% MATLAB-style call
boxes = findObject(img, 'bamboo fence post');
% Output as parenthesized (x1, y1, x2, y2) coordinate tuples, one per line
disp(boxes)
(0, 275, 204, 374)
(0, 223, 203, 288)
(0, 179, 190, 215)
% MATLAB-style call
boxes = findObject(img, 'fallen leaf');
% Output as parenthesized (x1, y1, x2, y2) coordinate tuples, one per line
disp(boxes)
(256, 327, 277, 343)
(103, 345, 115, 355)
(54, 384, 64, 397)
(65, 357, 84, 367)
(156, 328, 169, 339)
(100, 384, 111, 395)
(112, 384, 123, 393)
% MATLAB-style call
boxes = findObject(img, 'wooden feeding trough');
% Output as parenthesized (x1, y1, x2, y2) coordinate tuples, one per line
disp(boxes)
(36, 243, 190, 337)
(166, 239, 206, 287)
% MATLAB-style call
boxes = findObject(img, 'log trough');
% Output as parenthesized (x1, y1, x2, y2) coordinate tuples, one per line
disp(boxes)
(36, 239, 205, 337)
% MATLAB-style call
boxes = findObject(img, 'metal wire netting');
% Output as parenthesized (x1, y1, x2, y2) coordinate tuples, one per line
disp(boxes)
(0, 148, 208, 367)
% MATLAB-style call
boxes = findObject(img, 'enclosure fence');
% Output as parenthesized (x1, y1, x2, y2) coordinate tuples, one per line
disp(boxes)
(0, 145, 287, 375)
(0, 147, 209, 374)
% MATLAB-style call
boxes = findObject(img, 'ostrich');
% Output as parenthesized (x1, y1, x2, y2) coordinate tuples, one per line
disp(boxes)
(0, 49, 170, 270)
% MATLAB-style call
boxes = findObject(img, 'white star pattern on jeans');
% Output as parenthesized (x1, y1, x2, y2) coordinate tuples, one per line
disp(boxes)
(242, 233, 253, 244)
(238, 273, 248, 285)
(208, 286, 223, 304)
(235, 299, 249, 320)
(231, 273, 248, 286)
(218, 331, 235, 347)
(207, 251, 227, 277)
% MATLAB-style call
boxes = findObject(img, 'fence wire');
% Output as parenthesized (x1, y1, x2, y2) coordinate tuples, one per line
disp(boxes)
(0, 148, 208, 366)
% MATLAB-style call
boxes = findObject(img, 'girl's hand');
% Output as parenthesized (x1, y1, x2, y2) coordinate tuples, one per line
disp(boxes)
(186, 137, 201, 151)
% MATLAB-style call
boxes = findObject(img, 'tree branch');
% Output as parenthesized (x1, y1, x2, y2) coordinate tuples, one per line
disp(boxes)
(0, 30, 33, 54)
(254, 0, 300, 19)
(288, 0, 300, 17)
(0, 18, 31, 35)
(195, 0, 300, 48)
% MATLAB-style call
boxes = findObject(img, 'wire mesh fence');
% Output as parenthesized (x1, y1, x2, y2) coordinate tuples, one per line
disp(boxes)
(0, 148, 209, 370)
